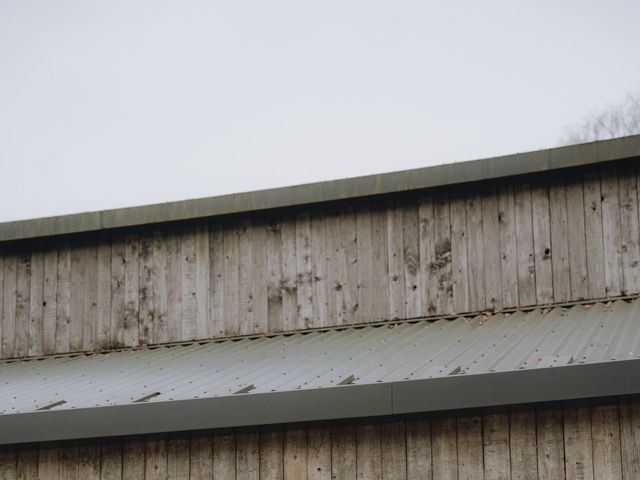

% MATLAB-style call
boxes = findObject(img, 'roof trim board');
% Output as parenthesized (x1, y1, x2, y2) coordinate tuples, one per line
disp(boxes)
(1, 359, 639, 444)
(1, 134, 639, 243)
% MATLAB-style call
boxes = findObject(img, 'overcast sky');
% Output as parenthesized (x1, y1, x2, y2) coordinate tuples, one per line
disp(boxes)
(1, 1, 639, 222)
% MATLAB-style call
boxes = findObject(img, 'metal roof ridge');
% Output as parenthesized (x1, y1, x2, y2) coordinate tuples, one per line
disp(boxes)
(1, 134, 640, 243)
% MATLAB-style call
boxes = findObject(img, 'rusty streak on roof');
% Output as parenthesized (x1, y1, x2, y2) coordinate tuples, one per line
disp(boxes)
(1, 135, 640, 243)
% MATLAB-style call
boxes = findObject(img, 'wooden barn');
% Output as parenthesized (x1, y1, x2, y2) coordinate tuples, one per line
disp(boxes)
(1, 135, 640, 479)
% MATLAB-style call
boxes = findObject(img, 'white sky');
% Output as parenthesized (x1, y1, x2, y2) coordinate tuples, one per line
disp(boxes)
(1, 1, 639, 222)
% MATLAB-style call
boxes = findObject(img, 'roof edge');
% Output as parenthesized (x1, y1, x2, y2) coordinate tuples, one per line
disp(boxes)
(1, 359, 638, 444)
(2, 134, 640, 243)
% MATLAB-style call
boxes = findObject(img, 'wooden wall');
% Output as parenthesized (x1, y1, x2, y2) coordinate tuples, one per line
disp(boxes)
(1, 163, 639, 358)
(0, 396, 638, 480)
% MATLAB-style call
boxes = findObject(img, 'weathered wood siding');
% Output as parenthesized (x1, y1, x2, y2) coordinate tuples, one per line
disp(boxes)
(0, 396, 638, 479)
(1, 164, 639, 358)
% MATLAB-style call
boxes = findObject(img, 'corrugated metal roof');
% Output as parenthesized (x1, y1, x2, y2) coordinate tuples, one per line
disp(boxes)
(1, 298, 640, 443)
(1, 134, 639, 242)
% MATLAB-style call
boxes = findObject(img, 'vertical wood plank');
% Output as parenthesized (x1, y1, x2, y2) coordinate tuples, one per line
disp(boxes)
(100, 438, 123, 480)
(223, 222, 240, 336)
(341, 207, 358, 326)
(418, 195, 437, 316)
(237, 430, 259, 480)
(381, 420, 407, 480)
(406, 417, 432, 480)
(213, 430, 236, 479)
(450, 193, 469, 314)
(332, 424, 356, 480)
(456, 414, 484, 480)
(619, 167, 640, 294)
(466, 192, 485, 312)
(356, 205, 374, 325)
(565, 179, 589, 300)
(110, 238, 126, 349)
(237, 220, 255, 336)
(483, 408, 510, 480)
(59, 445, 78, 480)
(582, 172, 606, 299)
(402, 201, 422, 318)
(96, 238, 112, 349)
(620, 396, 640, 480)
(166, 433, 190, 480)
(151, 230, 168, 345)
(0, 445, 17, 480)
(530, 181, 554, 305)
(2, 253, 17, 358)
(180, 228, 197, 340)
(548, 180, 571, 303)
(310, 211, 328, 329)
(195, 224, 211, 339)
(165, 230, 182, 343)
(14, 252, 31, 358)
(296, 212, 314, 329)
(190, 432, 213, 480)
(536, 404, 565, 480)
(592, 401, 623, 480)
(28, 249, 44, 357)
(509, 405, 538, 480)
(122, 438, 145, 480)
(481, 187, 502, 310)
(266, 218, 284, 333)
(280, 217, 298, 331)
(497, 185, 518, 308)
(37, 444, 59, 480)
(387, 200, 406, 320)
(433, 194, 453, 314)
(82, 243, 98, 351)
(260, 426, 283, 480)
(252, 218, 268, 334)
(563, 403, 593, 480)
(601, 170, 623, 296)
(138, 234, 155, 346)
(370, 204, 390, 321)
(307, 426, 331, 480)
(514, 182, 536, 307)
(42, 248, 58, 355)
(432, 415, 458, 480)
(16, 444, 38, 480)
(356, 420, 381, 480)
(324, 210, 341, 327)
(145, 435, 168, 480)
(69, 244, 85, 352)
(209, 225, 226, 338)
(284, 426, 307, 480)
(78, 442, 101, 480)
(123, 235, 139, 347)
(55, 243, 71, 354)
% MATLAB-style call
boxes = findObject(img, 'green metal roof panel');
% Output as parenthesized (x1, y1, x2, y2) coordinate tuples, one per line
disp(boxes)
(1, 298, 639, 443)
(1, 135, 640, 243)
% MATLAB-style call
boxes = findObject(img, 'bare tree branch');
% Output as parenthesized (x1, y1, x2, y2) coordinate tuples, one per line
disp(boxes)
(559, 92, 640, 145)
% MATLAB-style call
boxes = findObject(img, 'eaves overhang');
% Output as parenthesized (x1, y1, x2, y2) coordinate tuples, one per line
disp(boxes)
(1, 298, 639, 444)
(1, 134, 639, 243)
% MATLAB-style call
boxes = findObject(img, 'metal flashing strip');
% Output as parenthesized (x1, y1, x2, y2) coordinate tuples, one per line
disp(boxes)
(1, 135, 639, 242)
(1, 360, 639, 445)
(1, 298, 639, 444)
